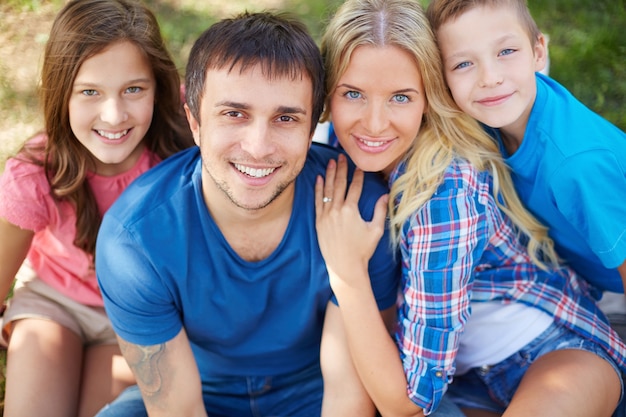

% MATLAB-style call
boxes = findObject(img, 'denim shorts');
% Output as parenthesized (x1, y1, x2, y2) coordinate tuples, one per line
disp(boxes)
(96, 361, 323, 417)
(446, 321, 623, 414)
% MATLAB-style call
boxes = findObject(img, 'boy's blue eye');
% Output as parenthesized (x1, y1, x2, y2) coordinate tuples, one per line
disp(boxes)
(499, 48, 515, 56)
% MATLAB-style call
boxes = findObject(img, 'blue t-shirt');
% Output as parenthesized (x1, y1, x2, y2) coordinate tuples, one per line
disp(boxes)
(96, 144, 399, 379)
(491, 73, 626, 293)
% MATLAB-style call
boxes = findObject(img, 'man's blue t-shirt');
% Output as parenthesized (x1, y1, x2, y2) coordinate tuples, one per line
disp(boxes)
(491, 73, 626, 293)
(96, 143, 399, 378)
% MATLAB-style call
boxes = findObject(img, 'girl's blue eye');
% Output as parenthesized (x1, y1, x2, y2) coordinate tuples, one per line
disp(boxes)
(127, 86, 142, 94)
(82, 89, 98, 96)
(454, 61, 471, 70)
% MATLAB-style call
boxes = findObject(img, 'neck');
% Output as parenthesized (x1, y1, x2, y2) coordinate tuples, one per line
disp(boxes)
(203, 178, 295, 262)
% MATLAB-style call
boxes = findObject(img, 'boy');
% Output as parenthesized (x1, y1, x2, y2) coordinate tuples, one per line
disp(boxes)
(427, 0, 626, 297)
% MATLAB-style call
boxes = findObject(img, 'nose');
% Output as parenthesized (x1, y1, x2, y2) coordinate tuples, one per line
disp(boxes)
(100, 97, 128, 125)
(362, 100, 390, 135)
(479, 62, 504, 88)
(240, 121, 275, 159)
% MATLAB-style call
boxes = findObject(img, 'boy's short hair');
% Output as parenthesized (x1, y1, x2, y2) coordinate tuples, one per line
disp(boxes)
(426, 0, 541, 45)
(185, 11, 325, 134)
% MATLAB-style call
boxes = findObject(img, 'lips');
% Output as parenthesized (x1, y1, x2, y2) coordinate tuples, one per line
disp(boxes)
(234, 163, 276, 178)
(97, 129, 129, 140)
(476, 93, 512, 106)
(354, 134, 395, 153)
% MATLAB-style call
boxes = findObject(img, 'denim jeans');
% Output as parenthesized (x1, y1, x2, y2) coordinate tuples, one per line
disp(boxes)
(96, 362, 323, 417)
(446, 321, 623, 414)
(96, 360, 465, 417)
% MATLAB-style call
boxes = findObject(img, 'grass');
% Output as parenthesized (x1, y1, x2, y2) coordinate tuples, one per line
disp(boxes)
(0, 0, 624, 413)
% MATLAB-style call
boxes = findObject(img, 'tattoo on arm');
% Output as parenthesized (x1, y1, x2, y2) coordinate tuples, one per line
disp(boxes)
(119, 338, 166, 395)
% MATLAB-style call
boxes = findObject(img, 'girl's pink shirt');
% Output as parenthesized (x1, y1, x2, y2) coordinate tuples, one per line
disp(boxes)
(0, 135, 160, 306)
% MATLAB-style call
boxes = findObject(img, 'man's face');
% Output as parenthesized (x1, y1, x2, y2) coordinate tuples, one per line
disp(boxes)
(186, 63, 314, 211)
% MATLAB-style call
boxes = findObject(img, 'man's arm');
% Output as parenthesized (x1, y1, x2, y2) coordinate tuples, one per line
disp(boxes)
(118, 328, 206, 417)
(320, 301, 377, 417)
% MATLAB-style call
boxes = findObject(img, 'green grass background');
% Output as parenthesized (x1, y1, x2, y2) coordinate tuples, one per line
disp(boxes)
(0, 0, 624, 411)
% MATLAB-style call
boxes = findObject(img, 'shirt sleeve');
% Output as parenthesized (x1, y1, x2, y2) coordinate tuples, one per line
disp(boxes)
(550, 150, 626, 268)
(0, 157, 52, 232)
(344, 171, 401, 311)
(96, 214, 182, 345)
(398, 185, 488, 414)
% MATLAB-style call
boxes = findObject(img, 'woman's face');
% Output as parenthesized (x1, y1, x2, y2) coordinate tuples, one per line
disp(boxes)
(329, 45, 427, 178)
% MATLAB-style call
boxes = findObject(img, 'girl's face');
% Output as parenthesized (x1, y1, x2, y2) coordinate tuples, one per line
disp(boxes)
(329, 45, 426, 178)
(69, 41, 156, 176)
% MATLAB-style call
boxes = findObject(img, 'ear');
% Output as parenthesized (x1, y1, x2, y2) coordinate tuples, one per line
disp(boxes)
(184, 103, 201, 147)
(533, 33, 549, 74)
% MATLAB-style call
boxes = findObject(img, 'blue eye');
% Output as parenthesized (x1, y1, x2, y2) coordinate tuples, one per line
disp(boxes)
(126, 86, 142, 94)
(346, 90, 362, 99)
(82, 89, 98, 96)
(393, 94, 409, 104)
(499, 48, 515, 56)
(454, 61, 471, 70)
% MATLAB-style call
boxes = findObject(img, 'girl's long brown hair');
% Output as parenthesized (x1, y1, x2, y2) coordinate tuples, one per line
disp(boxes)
(19, 0, 194, 256)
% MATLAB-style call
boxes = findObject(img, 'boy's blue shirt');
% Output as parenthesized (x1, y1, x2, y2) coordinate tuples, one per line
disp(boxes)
(489, 73, 626, 293)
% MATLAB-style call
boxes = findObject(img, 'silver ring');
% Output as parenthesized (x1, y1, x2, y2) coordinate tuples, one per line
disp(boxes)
(322, 197, 332, 203)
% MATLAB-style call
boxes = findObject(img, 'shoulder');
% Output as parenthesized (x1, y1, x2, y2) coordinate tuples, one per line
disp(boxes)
(105, 146, 200, 222)
(534, 73, 625, 145)
(439, 159, 490, 194)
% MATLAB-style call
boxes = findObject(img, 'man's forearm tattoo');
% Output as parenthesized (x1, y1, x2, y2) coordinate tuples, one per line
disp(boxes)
(119, 339, 166, 395)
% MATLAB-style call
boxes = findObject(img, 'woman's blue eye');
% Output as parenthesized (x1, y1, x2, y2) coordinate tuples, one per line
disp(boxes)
(346, 90, 361, 99)
(393, 94, 409, 104)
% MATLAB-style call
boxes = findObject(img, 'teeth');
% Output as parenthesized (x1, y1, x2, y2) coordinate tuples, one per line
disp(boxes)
(234, 163, 276, 178)
(361, 139, 384, 147)
(98, 129, 128, 140)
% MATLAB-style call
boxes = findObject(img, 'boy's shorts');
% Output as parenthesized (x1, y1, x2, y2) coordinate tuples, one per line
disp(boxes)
(1, 262, 117, 346)
(446, 320, 623, 414)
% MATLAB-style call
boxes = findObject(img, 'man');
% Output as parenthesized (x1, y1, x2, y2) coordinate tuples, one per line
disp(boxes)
(94, 11, 399, 417)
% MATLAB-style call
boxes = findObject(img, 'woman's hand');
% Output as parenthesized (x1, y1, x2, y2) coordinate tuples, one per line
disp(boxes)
(315, 154, 389, 289)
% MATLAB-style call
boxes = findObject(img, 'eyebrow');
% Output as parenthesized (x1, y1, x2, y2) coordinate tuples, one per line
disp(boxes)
(337, 83, 421, 95)
(73, 78, 153, 87)
(216, 101, 308, 115)
(446, 33, 520, 60)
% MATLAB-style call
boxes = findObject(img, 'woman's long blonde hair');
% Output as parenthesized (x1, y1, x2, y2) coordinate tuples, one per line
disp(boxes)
(321, 0, 558, 268)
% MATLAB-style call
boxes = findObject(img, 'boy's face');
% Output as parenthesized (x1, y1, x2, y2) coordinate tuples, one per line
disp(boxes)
(185, 63, 313, 212)
(436, 5, 547, 142)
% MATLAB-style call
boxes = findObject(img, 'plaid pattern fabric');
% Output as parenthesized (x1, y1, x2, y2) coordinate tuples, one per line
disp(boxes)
(391, 158, 626, 412)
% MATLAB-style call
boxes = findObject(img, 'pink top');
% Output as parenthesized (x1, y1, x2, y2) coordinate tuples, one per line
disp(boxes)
(0, 135, 160, 306)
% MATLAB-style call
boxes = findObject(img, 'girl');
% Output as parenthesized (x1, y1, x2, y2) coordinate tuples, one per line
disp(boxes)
(315, 0, 626, 416)
(0, 1, 193, 416)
